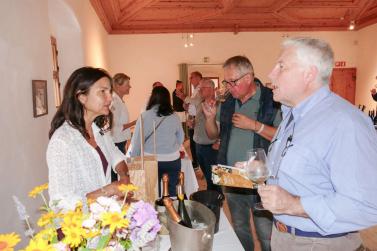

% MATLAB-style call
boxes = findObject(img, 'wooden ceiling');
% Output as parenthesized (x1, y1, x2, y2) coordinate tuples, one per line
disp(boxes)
(90, 0, 377, 34)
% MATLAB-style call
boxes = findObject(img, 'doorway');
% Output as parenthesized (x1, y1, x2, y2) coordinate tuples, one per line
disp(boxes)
(330, 68, 356, 104)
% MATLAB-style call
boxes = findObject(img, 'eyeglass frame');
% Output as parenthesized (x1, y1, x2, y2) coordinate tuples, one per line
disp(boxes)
(222, 72, 251, 87)
(268, 121, 295, 157)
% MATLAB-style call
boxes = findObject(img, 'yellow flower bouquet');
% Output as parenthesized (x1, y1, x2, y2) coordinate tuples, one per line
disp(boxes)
(7, 183, 161, 251)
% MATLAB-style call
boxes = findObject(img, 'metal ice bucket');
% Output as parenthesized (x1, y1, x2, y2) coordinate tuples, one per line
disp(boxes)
(167, 200, 216, 251)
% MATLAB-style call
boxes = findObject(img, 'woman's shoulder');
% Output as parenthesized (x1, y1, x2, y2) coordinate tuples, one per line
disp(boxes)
(49, 121, 82, 144)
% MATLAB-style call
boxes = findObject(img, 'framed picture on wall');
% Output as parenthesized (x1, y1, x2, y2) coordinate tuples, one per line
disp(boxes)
(32, 80, 48, 117)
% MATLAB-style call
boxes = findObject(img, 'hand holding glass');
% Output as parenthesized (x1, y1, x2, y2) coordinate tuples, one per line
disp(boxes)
(245, 148, 270, 210)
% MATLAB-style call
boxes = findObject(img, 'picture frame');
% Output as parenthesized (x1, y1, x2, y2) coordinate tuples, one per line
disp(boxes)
(32, 80, 48, 117)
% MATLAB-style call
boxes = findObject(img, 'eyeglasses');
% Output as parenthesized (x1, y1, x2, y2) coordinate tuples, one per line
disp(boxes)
(222, 72, 250, 87)
(268, 121, 295, 158)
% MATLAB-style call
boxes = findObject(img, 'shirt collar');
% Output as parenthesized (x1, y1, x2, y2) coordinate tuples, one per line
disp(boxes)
(281, 85, 331, 123)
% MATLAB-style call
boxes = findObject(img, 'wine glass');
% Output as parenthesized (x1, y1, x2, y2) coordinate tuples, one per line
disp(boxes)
(244, 148, 270, 210)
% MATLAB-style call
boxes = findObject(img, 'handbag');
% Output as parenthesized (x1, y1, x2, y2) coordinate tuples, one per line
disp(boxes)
(128, 115, 159, 204)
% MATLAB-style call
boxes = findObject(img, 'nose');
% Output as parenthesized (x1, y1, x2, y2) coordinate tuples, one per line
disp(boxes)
(268, 65, 277, 81)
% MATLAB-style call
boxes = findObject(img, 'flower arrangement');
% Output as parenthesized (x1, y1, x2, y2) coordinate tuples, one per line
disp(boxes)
(6, 183, 161, 251)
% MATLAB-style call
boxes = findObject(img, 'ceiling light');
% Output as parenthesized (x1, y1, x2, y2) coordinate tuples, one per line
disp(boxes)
(349, 20, 355, 30)
(189, 33, 194, 38)
(189, 43, 194, 47)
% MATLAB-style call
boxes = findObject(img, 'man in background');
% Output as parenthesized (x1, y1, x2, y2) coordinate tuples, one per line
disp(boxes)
(203, 56, 276, 251)
(111, 73, 136, 181)
(177, 71, 202, 171)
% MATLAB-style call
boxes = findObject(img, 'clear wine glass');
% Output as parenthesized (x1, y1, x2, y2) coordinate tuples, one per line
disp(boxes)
(245, 148, 270, 210)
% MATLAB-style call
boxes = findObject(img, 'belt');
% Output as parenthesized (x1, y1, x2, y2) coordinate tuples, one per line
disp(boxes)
(273, 219, 354, 238)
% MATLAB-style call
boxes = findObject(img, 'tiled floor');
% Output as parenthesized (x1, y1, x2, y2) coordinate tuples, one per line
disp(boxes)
(184, 140, 377, 251)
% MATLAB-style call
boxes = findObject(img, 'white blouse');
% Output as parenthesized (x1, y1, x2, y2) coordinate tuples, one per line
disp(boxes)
(47, 121, 125, 203)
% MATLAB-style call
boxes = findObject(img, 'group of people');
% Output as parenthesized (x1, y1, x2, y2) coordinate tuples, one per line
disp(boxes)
(46, 36, 377, 251)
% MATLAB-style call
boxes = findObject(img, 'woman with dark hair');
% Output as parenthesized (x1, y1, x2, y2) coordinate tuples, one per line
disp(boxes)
(47, 67, 131, 204)
(128, 86, 184, 196)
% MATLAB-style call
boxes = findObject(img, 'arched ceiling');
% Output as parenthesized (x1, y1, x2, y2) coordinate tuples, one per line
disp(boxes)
(90, 0, 377, 34)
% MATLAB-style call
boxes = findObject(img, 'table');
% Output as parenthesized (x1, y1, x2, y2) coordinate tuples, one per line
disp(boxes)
(158, 209, 244, 251)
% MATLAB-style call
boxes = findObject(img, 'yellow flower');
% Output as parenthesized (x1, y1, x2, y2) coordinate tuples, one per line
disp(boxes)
(101, 211, 129, 234)
(20, 238, 54, 251)
(62, 227, 84, 248)
(61, 211, 83, 230)
(34, 228, 56, 242)
(0, 232, 20, 251)
(28, 183, 48, 198)
(82, 228, 100, 239)
(37, 211, 56, 227)
(118, 184, 138, 193)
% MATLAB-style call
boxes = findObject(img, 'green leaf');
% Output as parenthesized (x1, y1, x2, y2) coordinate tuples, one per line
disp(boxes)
(78, 247, 91, 251)
(96, 234, 111, 249)
(120, 239, 132, 250)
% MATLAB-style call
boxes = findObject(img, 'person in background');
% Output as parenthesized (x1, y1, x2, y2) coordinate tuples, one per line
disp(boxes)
(181, 71, 202, 171)
(202, 56, 276, 251)
(47, 67, 131, 204)
(172, 80, 186, 126)
(193, 78, 221, 193)
(128, 86, 184, 196)
(258, 37, 377, 251)
(111, 73, 136, 182)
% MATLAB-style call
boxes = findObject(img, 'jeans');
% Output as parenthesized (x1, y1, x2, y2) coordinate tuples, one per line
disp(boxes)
(226, 191, 272, 251)
(157, 158, 181, 197)
(195, 143, 221, 193)
(188, 128, 198, 168)
(113, 140, 127, 182)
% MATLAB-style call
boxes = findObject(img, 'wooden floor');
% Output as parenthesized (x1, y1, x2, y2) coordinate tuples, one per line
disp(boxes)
(184, 140, 377, 251)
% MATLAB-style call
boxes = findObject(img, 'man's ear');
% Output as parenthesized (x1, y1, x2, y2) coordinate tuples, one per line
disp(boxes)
(304, 65, 318, 85)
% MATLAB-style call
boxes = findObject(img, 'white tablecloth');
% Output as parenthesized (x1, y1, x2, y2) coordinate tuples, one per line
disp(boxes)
(158, 209, 244, 251)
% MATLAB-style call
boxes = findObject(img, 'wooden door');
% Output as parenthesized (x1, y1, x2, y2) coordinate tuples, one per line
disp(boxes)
(330, 68, 356, 104)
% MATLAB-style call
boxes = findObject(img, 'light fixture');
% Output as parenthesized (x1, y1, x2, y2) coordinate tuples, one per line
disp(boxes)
(349, 20, 355, 30)
(182, 33, 194, 48)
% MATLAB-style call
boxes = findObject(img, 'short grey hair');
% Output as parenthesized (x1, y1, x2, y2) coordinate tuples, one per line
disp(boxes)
(113, 73, 130, 86)
(200, 78, 215, 88)
(223, 55, 254, 76)
(282, 37, 334, 85)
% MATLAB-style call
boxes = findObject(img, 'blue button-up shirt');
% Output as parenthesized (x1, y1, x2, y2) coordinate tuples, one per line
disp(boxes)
(267, 85, 377, 235)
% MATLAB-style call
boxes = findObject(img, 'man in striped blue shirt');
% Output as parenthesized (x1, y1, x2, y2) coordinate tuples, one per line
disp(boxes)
(259, 37, 377, 251)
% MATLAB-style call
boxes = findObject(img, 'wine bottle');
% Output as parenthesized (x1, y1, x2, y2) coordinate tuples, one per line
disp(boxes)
(155, 174, 169, 209)
(178, 171, 188, 199)
(163, 197, 192, 228)
(176, 184, 192, 228)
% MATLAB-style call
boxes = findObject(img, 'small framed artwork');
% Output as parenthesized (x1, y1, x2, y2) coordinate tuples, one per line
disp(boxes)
(32, 80, 48, 117)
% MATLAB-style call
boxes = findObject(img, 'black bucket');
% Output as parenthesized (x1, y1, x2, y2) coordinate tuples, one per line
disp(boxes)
(190, 190, 224, 233)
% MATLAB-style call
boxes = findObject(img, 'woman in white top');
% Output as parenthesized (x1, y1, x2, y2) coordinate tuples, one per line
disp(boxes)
(47, 67, 131, 204)
(110, 73, 136, 181)
(128, 86, 184, 196)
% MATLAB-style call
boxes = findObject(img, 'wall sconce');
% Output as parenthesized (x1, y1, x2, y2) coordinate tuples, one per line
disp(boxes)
(183, 33, 194, 48)
(349, 20, 355, 30)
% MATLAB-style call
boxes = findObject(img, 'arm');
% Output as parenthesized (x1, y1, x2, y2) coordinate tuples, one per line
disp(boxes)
(202, 101, 219, 139)
(232, 113, 277, 141)
(128, 118, 142, 157)
(123, 120, 136, 130)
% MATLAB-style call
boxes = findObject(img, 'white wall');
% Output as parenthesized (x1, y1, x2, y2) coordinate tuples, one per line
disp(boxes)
(0, 0, 108, 246)
(107, 31, 359, 120)
(0, 0, 54, 239)
(356, 23, 377, 110)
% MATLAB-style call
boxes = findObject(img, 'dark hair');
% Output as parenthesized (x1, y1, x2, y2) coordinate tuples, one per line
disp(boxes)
(49, 67, 112, 139)
(146, 86, 173, 117)
(176, 80, 183, 85)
